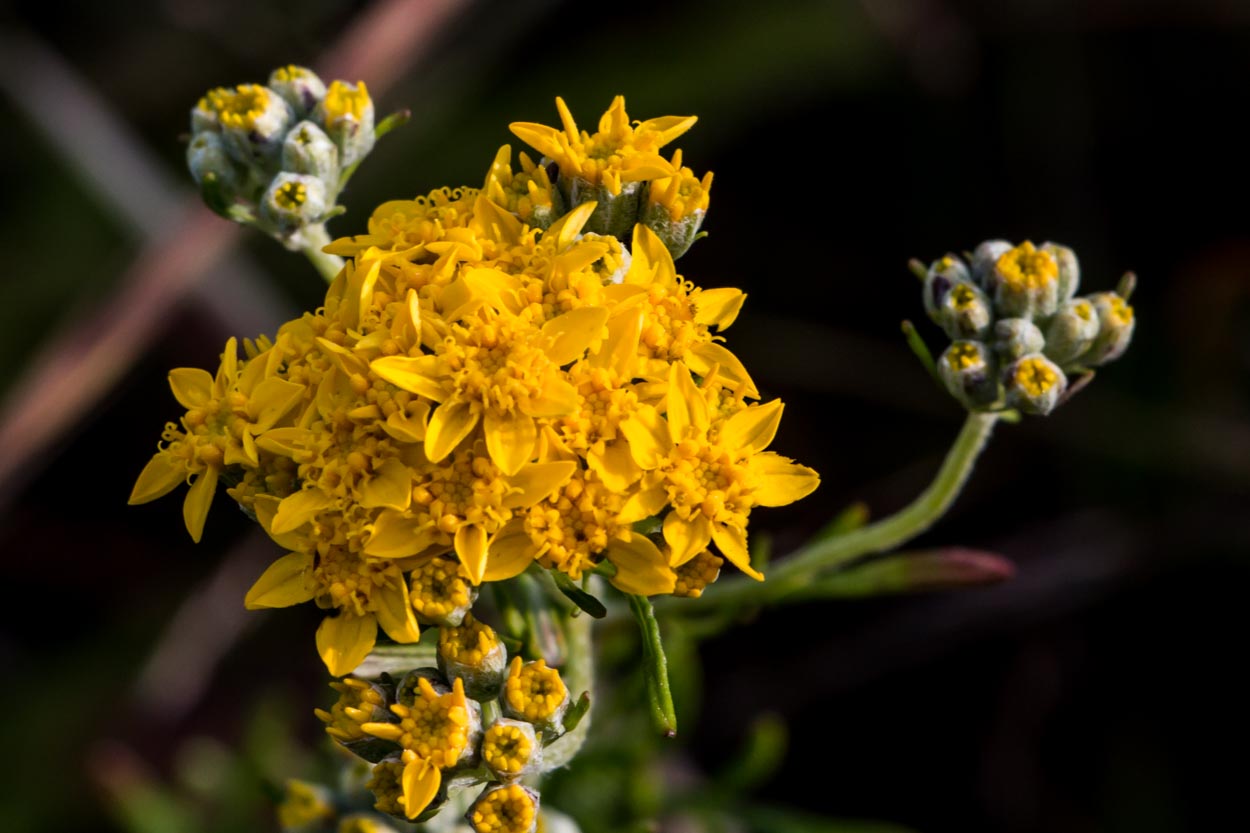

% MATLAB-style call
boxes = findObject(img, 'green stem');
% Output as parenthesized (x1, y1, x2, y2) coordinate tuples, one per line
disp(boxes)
(628, 594, 677, 737)
(298, 223, 344, 283)
(696, 411, 1000, 611)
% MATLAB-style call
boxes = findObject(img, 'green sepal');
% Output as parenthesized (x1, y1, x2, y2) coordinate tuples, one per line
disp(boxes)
(561, 691, 591, 734)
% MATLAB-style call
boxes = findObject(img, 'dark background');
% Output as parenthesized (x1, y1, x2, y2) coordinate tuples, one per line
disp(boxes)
(2, 1, 1248, 831)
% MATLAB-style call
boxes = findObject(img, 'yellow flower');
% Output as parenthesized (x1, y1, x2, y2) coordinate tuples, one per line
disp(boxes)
(325, 186, 479, 257)
(484, 145, 559, 227)
(315, 676, 390, 742)
(469, 784, 540, 833)
(502, 656, 568, 725)
(129, 337, 304, 541)
(619, 363, 819, 580)
(362, 677, 476, 819)
(480, 719, 539, 781)
(510, 96, 694, 195)
(646, 148, 713, 223)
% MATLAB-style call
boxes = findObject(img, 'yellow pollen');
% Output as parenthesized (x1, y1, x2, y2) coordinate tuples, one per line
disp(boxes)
(1014, 357, 1058, 397)
(946, 342, 983, 371)
(504, 658, 567, 722)
(996, 241, 1058, 290)
(481, 723, 535, 778)
(470, 785, 538, 833)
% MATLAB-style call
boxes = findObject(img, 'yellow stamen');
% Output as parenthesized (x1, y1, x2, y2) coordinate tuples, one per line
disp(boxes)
(996, 241, 1058, 290)
(1013, 357, 1058, 397)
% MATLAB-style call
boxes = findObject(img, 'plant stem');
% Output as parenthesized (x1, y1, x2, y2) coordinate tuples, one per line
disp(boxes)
(693, 411, 1000, 612)
(298, 223, 344, 283)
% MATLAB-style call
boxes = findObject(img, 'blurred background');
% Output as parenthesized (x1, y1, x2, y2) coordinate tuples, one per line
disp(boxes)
(2, 0, 1249, 831)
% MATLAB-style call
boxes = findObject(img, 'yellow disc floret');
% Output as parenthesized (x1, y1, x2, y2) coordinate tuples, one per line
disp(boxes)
(996, 241, 1058, 290)
(207, 83, 272, 130)
(315, 676, 388, 742)
(1013, 356, 1059, 397)
(470, 785, 539, 833)
(410, 556, 475, 623)
(363, 677, 472, 770)
(503, 657, 568, 723)
(438, 614, 501, 667)
(673, 550, 723, 598)
(366, 759, 407, 817)
(324, 80, 371, 124)
(946, 342, 983, 371)
(481, 720, 538, 780)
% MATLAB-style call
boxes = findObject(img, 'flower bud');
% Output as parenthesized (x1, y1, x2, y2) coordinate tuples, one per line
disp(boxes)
(318, 80, 376, 168)
(992, 317, 1045, 361)
(366, 757, 448, 823)
(468, 784, 540, 833)
(1043, 297, 1100, 366)
(937, 340, 1000, 410)
(561, 177, 642, 239)
(438, 614, 508, 700)
(480, 718, 542, 782)
(261, 173, 328, 236)
(936, 281, 993, 340)
(1040, 241, 1080, 303)
(673, 550, 723, 598)
(315, 676, 398, 763)
(282, 121, 340, 192)
(1080, 291, 1135, 366)
(970, 239, 1012, 286)
(205, 83, 293, 170)
(1004, 354, 1067, 415)
(923, 255, 972, 322)
(396, 668, 450, 704)
(409, 555, 478, 627)
(502, 657, 569, 736)
(988, 241, 1061, 320)
(641, 156, 711, 259)
(268, 65, 326, 118)
(276, 779, 335, 831)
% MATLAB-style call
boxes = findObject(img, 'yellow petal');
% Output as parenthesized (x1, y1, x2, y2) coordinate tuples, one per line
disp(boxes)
(244, 552, 315, 609)
(607, 532, 676, 596)
(502, 461, 576, 509)
(586, 441, 640, 492)
(625, 224, 677, 287)
(471, 194, 523, 247)
(383, 401, 430, 443)
(542, 306, 609, 366)
(129, 454, 186, 505)
(525, 376, 579, 418)
(462, 267, 522, 313)
(252, 495, 306, 550)
(666, 362, 709, 443)
(720, 399, 784, 457)
(373, 580, 421, 643)
(635, 114, 698, 147)
(689, 342, 758, 399)
(455, 523, 489, 585)
(247, 377, 305, 432)
(549, 201, 597, 249)
(316, 613, 377, 677)
(619, 406, 671, 469)
(370, 355, 447, 401)
(693, 287, 747, 330)
(617, 485, 668, 524)
(217, 337, 239, 389)
(254, 426, 314, 457)
(401, 760, 442, 820)
(750, 452, 821, 507)
(508, 122, 566, 162)
(663, 512, 712, 568)
(591, 308, 643, 376)
(365, 509, 437, 559)
(484, 409, 538, 476)
(360, 457, 413, 510)
(271, 488, 335, 535)
(424, 400, 480, 462)
(183, 466, 218, 543)
(168, 368, 214, 409)
(483, 520, 537, 582)
(711, 522, 763, 581)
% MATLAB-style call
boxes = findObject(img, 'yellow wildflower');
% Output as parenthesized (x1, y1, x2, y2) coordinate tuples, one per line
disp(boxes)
(481, 718, 539, 781)
(502, 657, 568, 726)
(469, 784, 540, 833)
(315, 676, 390, 742)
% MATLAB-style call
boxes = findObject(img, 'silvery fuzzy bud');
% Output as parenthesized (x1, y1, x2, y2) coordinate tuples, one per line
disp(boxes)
(987, 241, 1061, 320)
(317, 80, 376, 168)
(205, 84, 294, 171)
(937, 340, 1000, 410)
(186, 133, 245, 218)
(1041, 241, 1080, 303)
(992, 317, 1045, 361)
(1004, 353, 1067, 415)
(282, 120, 340, 192)
(936, 281, 993, 340)
(1044, 297, 1100, 366)
(640, 198, 704, 260)
(268, 65, 326, 118)
(1080, 291, 1136, 366)
(260, 173, 327, 236)
(438, 615, 508, 700)
(970, 240, 1013, 286)
(561, 176, 643, 239)
(480, 718, 542, 782)
(468, 784, 540, 833)
(923, 255, 972, 323)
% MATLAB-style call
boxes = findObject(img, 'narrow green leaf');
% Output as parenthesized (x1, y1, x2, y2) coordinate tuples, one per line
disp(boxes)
(799, 547, 1014, 599)
(901, 320, 942, 389)
(562, 691, 591, 734)
(375, 108, 411, 139)
(628, 594, 677, 737)
(551, 571, 608, 618)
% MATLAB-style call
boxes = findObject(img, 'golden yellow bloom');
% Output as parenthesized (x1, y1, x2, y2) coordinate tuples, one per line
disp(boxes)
(996, 241, 1058, 291)
(470, 784, 539, 833)
(481, 719, 539, 781)
(362, 677, 476, 819)
(323, 80, 371, 124)
(619, 363, 819, 580)
(326, 187, 479, 257)
(646, 148, 713, 223)
(204, 84, 273, 131)
(503, 657, 568, 725)
(673, 550, 724, 598)
(484, 145, 559, 227)
(315, 676, 390, 742)
(510, 96, 694, 196)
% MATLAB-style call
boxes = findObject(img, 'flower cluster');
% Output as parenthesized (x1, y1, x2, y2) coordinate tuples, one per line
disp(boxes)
(187, 65, 377, 247)
(922, 240, 1135, 415)
(130, 94, 820, 677)
(314, 616, 578, 830)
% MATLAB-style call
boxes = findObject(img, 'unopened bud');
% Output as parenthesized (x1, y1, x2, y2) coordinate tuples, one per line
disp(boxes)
(480, 718, 542, 782)
(502, 657, 569, 735)
(562, 177, 642, 239)
(938, 340, 999, 410)
(260, 173, 327, 236)
(641, 160, 711, 259)
(338, 815, 401, 833)
(969, 239, 1012, 286)
(988, 241, 1061, 320)
(992, 317, 1045, 361)
(314, 676, 397, 763)
(1040, 241, 1080, 303)
(1080, 292, 1135, 366)
(276, 779, 334, 832)
(673, 550, 723, 598)
(282, 121, 340, 191)
(366, 757, 449, 823)
(1004, 354, 1067, 415)
(268, 65, 326, 118)
(1044, 298, 1100, 365)
(923, 255, 972, 322)
(936, 281, 993, 340)
(396, 667, 450, 705)
(205, 83, 293, 170)
(468, 784, 540, 833)
(318, 80, 375, 168)
(438, 614, 507, 700)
